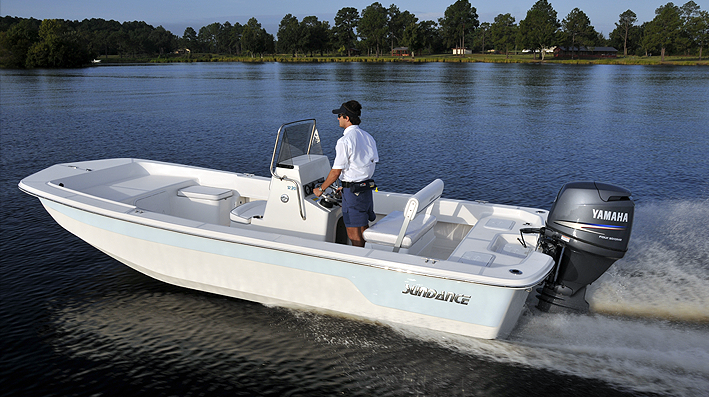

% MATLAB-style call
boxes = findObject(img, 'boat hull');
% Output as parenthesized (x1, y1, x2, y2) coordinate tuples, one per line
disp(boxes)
(42, 198, 532, 339)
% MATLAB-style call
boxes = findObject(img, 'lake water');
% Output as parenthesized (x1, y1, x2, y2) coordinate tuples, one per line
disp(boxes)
(1, 62, 708, 396)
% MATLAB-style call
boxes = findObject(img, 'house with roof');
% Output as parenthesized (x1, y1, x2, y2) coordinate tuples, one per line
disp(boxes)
(392, 47, 411, 56)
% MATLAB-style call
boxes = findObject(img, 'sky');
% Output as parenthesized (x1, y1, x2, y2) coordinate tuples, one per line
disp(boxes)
(0, 0, 687, 38)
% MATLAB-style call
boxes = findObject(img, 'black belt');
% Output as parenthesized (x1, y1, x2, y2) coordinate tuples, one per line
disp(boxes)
(341, 179, 375, 189)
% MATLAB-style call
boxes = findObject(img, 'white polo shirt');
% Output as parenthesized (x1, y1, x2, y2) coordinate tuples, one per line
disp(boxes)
(333, 125, 379, 182)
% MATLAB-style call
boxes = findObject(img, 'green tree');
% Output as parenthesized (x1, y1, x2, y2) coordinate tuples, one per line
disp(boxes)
(644, 2, 683, 61)
(26, 19, 62, 67)
(387, 5, 417, 52)
(519, 0, 560, 60)
(359, 2, 388, 56)
(182, 27, 197, 51)
(561, 8, 595, 59)
(439, 0, 479, 51)
(227, 22, 244, 55)
(77, 18, 121, 59)
(610, 22, 642, 56)
(25, 19, 91, 67)
(119, 21, 156, 57)
(198, 22, 224, 53)
(473, 22, 491, 53)
(401, 21, 423, 56)
(278, 14, 301, 55)
(387, 4, 402, 51)
(196, 26, 209, 52)
(149, 26, 175, 55)
(0, 18, 40, 68)
(637, 21, 652, 56)
(300, 16, 330, 56)
(677, 1, 700, 54)
(241, 17, 273, 57)
(490, 13, 517, 58)
(688, 10, 709, 59)
(680, 1, 701, 22)
(333, 7, 359, 56)
(615, 10, 637, 56)
(108, 29, 127, 57)
(216, 22, 233, 53)
(418, 20, 443, 54)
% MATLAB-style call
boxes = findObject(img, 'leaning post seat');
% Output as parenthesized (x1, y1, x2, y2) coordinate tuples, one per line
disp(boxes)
(363, 179, 444, 254)
(230, 200, 267, 224)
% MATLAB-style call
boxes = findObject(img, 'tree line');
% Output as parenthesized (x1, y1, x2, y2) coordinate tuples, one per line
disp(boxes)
(1, 0, 707, 68)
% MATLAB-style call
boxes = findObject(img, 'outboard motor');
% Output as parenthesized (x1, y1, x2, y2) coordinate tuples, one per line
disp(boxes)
(533, 182, 634, 312)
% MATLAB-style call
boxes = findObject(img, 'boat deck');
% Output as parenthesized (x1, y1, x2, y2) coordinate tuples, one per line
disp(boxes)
(25, 158, 547, 273)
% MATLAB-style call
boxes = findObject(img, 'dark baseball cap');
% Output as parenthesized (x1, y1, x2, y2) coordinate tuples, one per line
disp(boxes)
(332, 102, 360, 117)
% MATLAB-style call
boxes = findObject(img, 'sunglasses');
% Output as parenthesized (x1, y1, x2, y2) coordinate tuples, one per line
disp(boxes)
(338, 114, 346, 119)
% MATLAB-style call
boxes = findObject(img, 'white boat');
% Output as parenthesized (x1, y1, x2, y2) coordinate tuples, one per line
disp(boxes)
(19, 119, 635, 339)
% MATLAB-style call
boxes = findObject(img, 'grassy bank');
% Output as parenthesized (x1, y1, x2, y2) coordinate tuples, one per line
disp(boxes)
(98, 53, 709, 66)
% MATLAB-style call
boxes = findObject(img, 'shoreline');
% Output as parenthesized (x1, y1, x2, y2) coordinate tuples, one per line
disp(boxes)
(96, 54, 709, 66)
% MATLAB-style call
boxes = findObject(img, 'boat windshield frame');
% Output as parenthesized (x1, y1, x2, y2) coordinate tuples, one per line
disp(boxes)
(270, 119, 322, 172)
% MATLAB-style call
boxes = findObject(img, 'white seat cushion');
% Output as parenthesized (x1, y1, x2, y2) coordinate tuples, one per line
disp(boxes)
(363, 211, 437, 249)
(178, 185, 234, 201)
(230, 201, 266, 224)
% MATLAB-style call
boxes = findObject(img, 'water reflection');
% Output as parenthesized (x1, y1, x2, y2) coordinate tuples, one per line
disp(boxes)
(2, 63, 708, 397)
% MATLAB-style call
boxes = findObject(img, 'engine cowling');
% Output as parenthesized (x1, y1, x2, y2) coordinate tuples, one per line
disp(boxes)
(536, 182, 634, 312)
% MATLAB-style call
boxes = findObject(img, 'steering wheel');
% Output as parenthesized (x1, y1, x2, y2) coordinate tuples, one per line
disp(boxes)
(318, 182, 342, 208)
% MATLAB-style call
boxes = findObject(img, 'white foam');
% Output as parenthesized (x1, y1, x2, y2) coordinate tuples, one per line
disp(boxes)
(392, 310, 709, 397)
(588, 200, 709, 321)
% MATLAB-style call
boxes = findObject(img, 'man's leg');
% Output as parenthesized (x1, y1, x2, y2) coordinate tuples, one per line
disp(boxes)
(346, 225, 368, 247)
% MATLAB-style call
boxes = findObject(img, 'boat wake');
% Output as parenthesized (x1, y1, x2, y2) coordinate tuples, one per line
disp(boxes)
(588, 200, 709, 322)
(392, 308, 708, 397)
(511, 312, 708, 396)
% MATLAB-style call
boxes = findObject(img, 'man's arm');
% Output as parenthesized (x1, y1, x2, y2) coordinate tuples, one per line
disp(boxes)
(314, 168, 342, 197)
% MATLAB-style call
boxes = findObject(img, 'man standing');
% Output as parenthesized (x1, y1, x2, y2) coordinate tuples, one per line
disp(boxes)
(314, 100, 378, 247)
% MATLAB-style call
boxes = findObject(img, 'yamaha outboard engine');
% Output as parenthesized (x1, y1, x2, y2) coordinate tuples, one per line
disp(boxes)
(534, 182, 634, 312)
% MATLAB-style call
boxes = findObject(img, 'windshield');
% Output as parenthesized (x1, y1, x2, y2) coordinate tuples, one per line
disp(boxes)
(272, 119, 323, 169)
